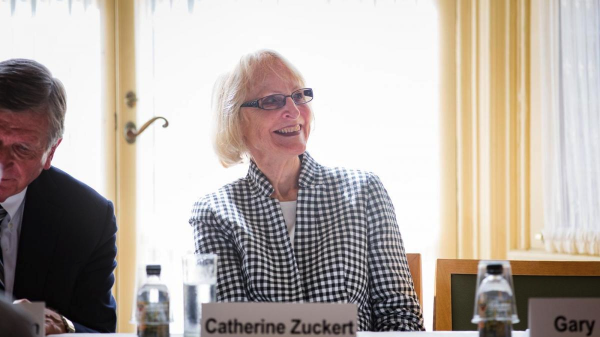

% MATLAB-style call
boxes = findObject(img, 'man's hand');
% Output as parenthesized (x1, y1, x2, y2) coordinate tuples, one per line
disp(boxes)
(44, 307, 67, 335)
(13, 299, 67, 335)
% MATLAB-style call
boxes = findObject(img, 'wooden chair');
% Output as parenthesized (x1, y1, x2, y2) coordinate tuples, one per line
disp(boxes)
(406, 253, 423, 310)
(433, 259, 600, 331)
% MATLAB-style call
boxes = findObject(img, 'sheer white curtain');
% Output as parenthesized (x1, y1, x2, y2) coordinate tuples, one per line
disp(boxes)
(542, 0, 600, 256)
(135, 0, 439, 331)
(0, 0, 107, 196)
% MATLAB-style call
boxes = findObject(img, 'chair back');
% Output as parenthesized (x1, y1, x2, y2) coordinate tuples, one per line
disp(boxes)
(433, 259, 600, 331)
(406, 253, 423, 310)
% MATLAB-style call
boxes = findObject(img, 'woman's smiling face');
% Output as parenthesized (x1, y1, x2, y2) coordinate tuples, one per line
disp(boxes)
(240, 66, 312, 163)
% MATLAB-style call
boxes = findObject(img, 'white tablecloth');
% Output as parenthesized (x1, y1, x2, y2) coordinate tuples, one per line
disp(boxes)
(56, 332, 530, 337)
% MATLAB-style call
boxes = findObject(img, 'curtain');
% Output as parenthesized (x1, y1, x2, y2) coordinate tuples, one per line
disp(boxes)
(543, 0, 600, 256)
(453, 0, 532, 260)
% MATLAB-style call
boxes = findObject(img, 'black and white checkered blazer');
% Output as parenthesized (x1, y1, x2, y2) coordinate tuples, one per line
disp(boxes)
(190, 152, 424, 331)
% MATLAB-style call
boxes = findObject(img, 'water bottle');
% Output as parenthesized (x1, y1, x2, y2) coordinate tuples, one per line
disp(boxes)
(475, 263, 513, 337)
(136, 265, 170, 337)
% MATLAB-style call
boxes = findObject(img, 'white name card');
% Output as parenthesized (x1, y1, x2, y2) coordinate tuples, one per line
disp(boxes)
(529, 298, 600, 337)
(14, 301, 45, 337)
(201, 303, 357, 337)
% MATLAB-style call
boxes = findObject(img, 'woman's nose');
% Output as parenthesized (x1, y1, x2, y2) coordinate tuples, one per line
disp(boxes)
(282, 97, 300, 119)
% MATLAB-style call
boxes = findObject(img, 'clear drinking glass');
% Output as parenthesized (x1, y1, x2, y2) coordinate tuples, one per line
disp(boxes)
(182, 253, 217, 337)
(472, 260, 519, 337)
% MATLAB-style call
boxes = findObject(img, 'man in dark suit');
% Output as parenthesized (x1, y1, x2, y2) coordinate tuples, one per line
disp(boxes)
(0, 59, 117, 334)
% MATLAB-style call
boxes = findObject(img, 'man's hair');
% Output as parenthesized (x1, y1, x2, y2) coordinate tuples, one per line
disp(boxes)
(0, 59, 66, 148)
(212, 49, 308, 167)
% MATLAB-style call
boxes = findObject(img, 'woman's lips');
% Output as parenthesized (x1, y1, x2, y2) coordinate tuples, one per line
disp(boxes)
(274, 124, 301, 136)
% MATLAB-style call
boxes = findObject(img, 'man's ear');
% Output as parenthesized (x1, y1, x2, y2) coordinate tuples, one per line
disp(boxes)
(43, 138, 62, 170)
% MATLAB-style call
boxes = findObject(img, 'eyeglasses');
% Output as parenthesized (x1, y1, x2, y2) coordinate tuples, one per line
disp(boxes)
(240, 88, 313, 110)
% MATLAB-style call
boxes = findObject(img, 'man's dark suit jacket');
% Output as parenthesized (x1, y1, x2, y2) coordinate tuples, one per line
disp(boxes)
(13, 167, 118, 333)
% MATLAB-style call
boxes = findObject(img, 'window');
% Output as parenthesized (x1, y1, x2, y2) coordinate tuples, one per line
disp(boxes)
(0, 0, 112, 197)
(135, 0, 440, 332)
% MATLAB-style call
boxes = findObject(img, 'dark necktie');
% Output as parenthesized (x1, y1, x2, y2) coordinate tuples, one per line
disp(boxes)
(0, 204, 7, 292)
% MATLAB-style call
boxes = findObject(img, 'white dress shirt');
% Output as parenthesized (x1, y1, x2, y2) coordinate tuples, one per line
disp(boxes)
(0, 188, 27, 297)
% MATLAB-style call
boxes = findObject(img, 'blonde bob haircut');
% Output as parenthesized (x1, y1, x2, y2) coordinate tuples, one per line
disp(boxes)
(212, 49, 307, 167)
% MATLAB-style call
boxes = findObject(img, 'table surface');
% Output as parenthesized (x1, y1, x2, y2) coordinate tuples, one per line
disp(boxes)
(56, 331, 530, 337)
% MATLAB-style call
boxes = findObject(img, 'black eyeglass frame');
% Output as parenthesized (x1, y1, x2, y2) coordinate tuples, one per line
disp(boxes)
(240, 88, 313, 110)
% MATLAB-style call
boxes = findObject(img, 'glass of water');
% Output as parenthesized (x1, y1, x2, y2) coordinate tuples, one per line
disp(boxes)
(182, 253, 217, 337)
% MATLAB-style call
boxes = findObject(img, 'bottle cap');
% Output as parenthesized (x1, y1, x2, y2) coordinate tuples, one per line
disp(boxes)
(486, 263, 503, 275)
(146, 264, 161, 276)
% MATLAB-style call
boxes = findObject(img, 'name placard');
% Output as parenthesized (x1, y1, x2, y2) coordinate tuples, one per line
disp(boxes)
(14, 301, 45, 337)
(529, 298, 600, 337)
(201, 303, 357, 337)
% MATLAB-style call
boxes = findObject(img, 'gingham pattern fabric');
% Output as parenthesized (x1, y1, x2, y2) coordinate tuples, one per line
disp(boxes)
(190, 152, 424, 331)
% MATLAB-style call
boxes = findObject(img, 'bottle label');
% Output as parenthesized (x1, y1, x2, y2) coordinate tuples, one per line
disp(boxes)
(478, 320, 512, 337)
(137, 301, 170, 323)
(137, 300, 170, 337)
(478, 291, 513, 337)
(137, 324, 169, 337)
(478, 291, 513, 320)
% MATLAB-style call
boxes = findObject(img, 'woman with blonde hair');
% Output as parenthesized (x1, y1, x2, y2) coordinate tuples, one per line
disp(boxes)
(190, 49, 424, 331)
